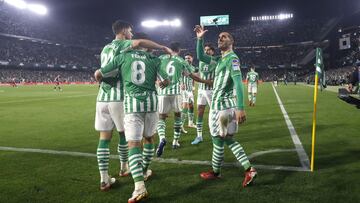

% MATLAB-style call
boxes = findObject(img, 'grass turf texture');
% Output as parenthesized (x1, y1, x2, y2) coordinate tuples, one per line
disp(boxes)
(0, 83, 359, 202)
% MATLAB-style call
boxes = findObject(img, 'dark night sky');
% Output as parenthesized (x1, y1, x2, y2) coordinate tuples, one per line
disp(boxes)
(30, 0, 360, 27)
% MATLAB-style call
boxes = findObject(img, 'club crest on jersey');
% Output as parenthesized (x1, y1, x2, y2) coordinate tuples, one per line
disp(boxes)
(232, 59, 240, 71)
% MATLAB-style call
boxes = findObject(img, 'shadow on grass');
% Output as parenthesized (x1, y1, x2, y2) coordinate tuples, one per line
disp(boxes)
(315, 149, 360, 170)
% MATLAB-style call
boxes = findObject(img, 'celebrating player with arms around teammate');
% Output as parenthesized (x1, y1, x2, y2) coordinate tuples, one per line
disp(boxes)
(94, 20, 172, 192)
(97, 33, 170, 202)
(194, 25, 257, 187)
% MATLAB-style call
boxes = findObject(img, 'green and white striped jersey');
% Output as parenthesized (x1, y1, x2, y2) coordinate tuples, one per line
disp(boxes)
(246, 71, 259, 85)
(198, 61, 216, 90)
(97, 39, 132, 102)
(182, 64, 196, 91)
(211, 51, 242, 110)
(100, 49, 168, 113)
(157, 55, 192, 96)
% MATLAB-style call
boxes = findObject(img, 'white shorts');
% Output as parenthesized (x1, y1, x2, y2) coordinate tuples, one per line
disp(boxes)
(248, 84, 258, 93)
(158, 95, 182, 114)
(182, 90, 194, 103)
(95, 102, 124, 132)
(197, 90, 213, 106)
(209, 108, 238, 137)
(124, 112, 159, 141)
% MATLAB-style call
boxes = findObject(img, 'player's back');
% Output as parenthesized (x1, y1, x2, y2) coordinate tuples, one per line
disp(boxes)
(120, 50, 161, 94)
(97, 39, 132, 102)
(247, 71, 259, 84)
(158, 55, 189, 95)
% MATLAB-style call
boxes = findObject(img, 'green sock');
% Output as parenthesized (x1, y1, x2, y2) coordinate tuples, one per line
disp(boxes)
(129, 147, 144, 183)
(196, 116, 203, 137)
(224, 137, 251, 170)
(142, 143, 155, 172)
(212, 136, 224, 174)
(181, 108, 188, 127)
(118, 132, 128, 170)
(97, 139, 110, 182)
(188, 106, 194, 124)
(157, 119, 166, 141)
(174, 116, 182, 142)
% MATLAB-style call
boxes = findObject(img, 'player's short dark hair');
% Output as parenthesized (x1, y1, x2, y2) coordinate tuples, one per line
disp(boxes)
(184, 53, 193, 58)
(204, 43, 215, 52)
(226, 32, 235, 44)
(133, 32, 149, 40)
(170, 42, 181, 53)
(112, 20, 132, 35)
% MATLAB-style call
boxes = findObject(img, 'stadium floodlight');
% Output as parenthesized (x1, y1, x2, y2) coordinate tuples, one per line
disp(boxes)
(171, 19, 181, 27)
(278, 14, 286, 20)
(5, 0, 27, 9)
(251, 13, 293, 21)
(141, 19, 181, 28)
(4, 0, 48, 15)
(27, 4, 47, 15)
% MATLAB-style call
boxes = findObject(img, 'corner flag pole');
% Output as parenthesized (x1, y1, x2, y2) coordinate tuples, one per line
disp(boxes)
(311, 72, 318, 172)
(311, 47, 323, 172)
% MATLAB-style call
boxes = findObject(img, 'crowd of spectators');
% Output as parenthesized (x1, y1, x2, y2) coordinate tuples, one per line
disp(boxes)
(0, 68, 94, 83)
(301, 66, 355, 86)
(0, 37, 100, 67)
(0, 2, 357, 85)
(0, 3, 112, 47)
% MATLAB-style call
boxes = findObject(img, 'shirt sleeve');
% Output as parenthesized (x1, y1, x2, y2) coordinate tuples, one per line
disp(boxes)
(99, 54, 124, 78)
(156, 58, 168, 81)
(233, 75, 245, 110)
(229, 57, 244, 110)
(229, 56, 241, 77)
(119, 40, 133, 54)
(196, 38, 212, 64)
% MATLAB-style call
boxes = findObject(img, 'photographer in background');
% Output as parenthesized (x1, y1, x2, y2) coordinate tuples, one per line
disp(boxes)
(348, 66, 359, 94)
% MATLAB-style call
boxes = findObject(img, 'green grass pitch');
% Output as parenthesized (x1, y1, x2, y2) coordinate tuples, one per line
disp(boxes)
(0, 83, 359, 202)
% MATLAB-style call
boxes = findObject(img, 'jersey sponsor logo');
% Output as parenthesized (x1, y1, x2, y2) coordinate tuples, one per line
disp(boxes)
(232, 59, 240, 71)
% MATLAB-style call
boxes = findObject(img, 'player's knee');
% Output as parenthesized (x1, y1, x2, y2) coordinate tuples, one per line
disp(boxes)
(159, 114, 167, 119)
(128, 140, 141, 148)
(198, 106, 205, 115)
(174, 112, 181, 117)
(144, 136, 154, 144)
(99, 131, 112, 140)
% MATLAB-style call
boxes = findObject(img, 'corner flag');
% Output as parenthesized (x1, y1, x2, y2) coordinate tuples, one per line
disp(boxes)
(315, 48, 326, 91)
(311, 47, 325, 172)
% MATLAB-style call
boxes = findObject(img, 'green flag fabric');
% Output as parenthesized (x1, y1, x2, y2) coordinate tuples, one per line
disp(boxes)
(315, 48, 326, 90)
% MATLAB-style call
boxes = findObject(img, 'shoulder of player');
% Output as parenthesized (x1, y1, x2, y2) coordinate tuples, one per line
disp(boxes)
(172, 55, 185, 62)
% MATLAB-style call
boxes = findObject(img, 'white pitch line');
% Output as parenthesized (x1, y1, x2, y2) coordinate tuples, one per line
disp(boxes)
(0, 94, 96, 104)
(247, 148, 296, 159)
(0, 146, 307, 172)
(271, 84, 310, 170)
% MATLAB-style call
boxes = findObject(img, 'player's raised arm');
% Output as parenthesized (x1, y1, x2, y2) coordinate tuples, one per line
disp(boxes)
(195, 25, 212, 64)
(131, 39, 173, 55)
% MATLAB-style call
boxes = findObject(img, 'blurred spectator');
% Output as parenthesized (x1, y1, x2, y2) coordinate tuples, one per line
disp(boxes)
(0, 68, 94, 83)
